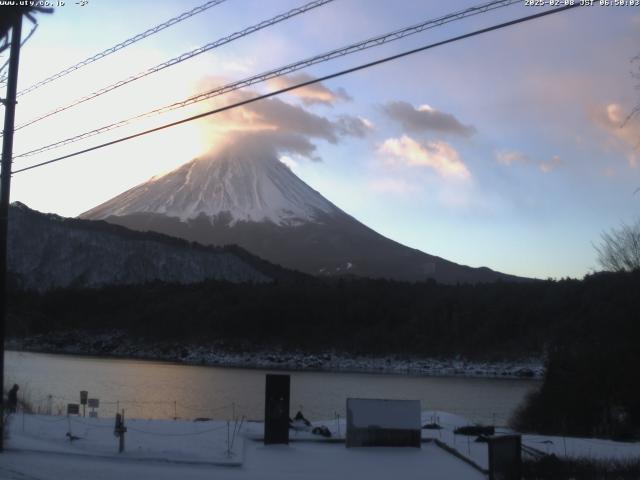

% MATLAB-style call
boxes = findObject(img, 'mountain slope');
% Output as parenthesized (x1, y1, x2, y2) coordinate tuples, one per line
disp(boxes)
(83, 149, 338, 226)
(81, 146, 522, 284)
(8, 202, 279, 291)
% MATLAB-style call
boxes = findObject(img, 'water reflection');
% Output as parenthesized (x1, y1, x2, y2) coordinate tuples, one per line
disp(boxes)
(5, 351, 539, 425)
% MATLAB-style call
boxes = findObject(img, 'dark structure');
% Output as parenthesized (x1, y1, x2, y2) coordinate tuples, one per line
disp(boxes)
(264, 374, 290, 445)
(346, 398, 421, 448)
(488, 435, 522, 480)
(6, 384, 18, 413)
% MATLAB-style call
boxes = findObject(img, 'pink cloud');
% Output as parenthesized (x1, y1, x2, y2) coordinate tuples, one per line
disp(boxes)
(379, 135, 470, 180)
(496, 150, 563, 173)
(267, 73, 351, 106)
(590, 103, 640, 168)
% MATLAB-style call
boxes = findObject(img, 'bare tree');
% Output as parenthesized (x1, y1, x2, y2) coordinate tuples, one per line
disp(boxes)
(624, 54, 640, 137)
(596, 218, 640, 272)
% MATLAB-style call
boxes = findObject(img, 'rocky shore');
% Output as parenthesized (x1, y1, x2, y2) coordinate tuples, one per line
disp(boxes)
(7, 330, 543, 379)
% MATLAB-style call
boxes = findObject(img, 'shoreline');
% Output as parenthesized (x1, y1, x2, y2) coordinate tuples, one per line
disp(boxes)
(6, 332, 544, 380)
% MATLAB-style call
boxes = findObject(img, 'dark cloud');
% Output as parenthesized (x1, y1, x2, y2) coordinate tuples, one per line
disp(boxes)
(382, 101, 476, 137)
(336, 115, 374, 138)
(247, 96, 340, 143)
(217, 130, 322, 162)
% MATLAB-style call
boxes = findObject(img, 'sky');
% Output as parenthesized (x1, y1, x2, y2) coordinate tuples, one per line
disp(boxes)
(2, 0, 639, 280)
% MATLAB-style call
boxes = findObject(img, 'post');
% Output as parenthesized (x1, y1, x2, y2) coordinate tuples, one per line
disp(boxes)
(114, 409, 127, 453)
(120, 410, 125, 453)
(0, 13, 23, 453)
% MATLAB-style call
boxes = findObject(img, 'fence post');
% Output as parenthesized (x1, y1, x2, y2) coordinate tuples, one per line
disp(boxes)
(114, 409, 127, 453)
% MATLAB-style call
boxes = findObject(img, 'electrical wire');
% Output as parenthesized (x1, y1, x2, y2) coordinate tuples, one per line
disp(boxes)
(127, 423, 228, 436)
(11, 4, 580, 176)
(13, 0, 520, 159)
(16, 0, 229, 97)
(10, 0, 334, 134)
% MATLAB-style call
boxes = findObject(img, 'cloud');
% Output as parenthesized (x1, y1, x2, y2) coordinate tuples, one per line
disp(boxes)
(382, 101, 476, 137)
(244, 96, 340, 143)
(279, 155, 299, 170)
(590, 103, 640, 167)
(496, 149, 563, 173)
(539, 155, 563, 173)
(496, 150, 531, 166)
(336, 115, 374, 137)
(195, 83, 366, 161)
(379, 135, 470, 179)
(267, 73, 352, 106)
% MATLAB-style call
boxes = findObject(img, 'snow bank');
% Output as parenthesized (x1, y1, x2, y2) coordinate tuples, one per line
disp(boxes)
(8, 332, 544, 380)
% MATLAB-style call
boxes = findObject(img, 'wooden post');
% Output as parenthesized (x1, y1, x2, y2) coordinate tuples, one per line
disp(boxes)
(115, 409, 127, 453)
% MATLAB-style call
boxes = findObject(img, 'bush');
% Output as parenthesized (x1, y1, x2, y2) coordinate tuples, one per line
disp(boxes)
(523, 455, 640, 480)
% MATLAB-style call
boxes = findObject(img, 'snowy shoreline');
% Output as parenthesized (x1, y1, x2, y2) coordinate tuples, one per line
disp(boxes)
(7, 331, 544, 380)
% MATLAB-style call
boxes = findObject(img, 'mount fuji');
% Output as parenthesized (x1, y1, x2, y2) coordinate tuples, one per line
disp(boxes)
(81, 143, 519, 284)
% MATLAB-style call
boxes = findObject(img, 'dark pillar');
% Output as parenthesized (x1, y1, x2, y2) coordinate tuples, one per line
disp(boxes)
(264, 374, 290, 445)
(488, 434, 522, 480)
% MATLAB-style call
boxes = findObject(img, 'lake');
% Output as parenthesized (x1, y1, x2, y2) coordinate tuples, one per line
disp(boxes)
(5, 351, 540, 426)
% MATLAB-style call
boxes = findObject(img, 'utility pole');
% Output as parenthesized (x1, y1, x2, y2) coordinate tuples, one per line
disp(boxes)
(0, 12, 23, 453)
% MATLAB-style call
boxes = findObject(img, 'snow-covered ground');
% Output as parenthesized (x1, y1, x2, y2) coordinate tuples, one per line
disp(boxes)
(419, 411, 640, 471)
(3, 410, 638, 480)
(2, 412, 484, 480)
(8, 332, 544, 379)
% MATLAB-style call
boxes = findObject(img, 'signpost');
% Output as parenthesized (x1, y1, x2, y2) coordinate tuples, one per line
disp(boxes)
(80, 391, 88, 417)
(88, 398, 99, 418)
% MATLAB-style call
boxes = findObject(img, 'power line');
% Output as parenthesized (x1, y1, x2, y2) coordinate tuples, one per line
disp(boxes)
(16, 0, 229, 97)
(10, 0, 334, 134)
(14, 0, 521, 160)
(11, 4, 580, 176)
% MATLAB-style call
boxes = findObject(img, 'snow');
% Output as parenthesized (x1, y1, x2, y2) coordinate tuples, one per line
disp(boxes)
(5, 415, 243, 466)
(2, 413, 485, 480)
(520, 432, 640, 460)
(81, 149, 339, 226)
(4, 409, 639, 479)
(419, 411, 640, 470)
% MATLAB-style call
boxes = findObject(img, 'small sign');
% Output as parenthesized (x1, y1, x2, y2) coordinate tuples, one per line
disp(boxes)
(89, 411, 98, 418)
(346, 398, 421, 448)
(88, 398, 99, 408)
(80, 391, 88, 405)
(67, 403, 80, 415)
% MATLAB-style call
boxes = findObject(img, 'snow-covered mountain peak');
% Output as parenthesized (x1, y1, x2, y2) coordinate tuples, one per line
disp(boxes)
(81, 146, 339, 225)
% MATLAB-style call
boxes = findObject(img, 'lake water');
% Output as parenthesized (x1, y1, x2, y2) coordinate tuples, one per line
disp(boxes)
(5, 351, 540, 426)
